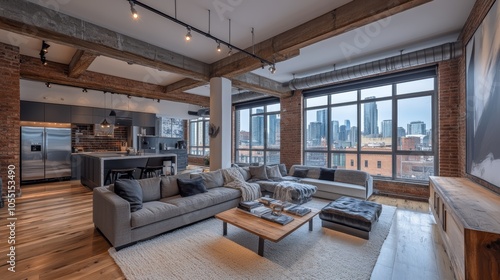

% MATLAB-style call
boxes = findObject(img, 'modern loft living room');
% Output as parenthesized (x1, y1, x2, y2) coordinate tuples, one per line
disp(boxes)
(1, 0, 499, 279)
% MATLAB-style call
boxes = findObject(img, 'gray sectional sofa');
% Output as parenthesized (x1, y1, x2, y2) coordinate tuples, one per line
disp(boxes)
(288, 165, 373, 200)
(93, 171, 240, 249)
(93, 164, 373, 249)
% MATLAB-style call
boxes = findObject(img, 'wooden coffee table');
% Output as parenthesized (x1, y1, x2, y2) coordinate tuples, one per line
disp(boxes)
(215, 207, 320, 257)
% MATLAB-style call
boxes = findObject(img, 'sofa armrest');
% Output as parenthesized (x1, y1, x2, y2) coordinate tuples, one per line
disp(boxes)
(93, 187, 132, 247)
(366, 175, 374, 198)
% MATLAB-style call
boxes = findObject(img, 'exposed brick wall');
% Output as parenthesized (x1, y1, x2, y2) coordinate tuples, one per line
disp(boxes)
(0, 42, 20, 196)
(72, 125, 129, 152)
(280, 90, 303, 169)
(437, 58, 461, 177)
(188, 155, 206, 166)
(374, 180, 429, 201)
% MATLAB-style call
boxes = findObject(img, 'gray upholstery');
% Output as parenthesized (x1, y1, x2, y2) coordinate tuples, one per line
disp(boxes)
(93, 170, 241, 249)
(288, 165, 373, 200)
(191, 170, 224, 189)
(138, 177, 161, 202)
(319, 196, 382, 232)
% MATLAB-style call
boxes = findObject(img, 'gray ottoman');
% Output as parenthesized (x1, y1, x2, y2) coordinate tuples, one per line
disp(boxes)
(319, 196, 382, 240)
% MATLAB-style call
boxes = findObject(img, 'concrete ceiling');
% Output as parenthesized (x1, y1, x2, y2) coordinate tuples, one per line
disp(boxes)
(1, 0, 476, 99)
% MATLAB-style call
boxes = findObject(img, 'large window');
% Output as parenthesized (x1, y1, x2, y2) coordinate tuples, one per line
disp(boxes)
(189, 117, 209, 156)
(235, 100, 281, 165)
(304, 68, 436, 182)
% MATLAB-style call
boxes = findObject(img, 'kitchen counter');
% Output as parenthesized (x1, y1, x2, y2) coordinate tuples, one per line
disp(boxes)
(80, 152, 177, 189)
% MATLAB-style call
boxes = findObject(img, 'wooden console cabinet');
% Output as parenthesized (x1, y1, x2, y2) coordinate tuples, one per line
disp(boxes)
(429, 176, 500, 280)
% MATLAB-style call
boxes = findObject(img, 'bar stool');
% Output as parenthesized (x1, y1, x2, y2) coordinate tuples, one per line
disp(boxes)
(138, 157, 165, 179)
(105, 168, 136, 185)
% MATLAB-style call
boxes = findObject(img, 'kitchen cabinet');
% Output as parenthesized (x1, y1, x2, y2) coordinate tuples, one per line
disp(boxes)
(133, 112, 156, 127)
(160, 149, 187, 171)
(20, 101, 45, 121)
(45, 103, 71, 123)
(71, 106, 93, 124)
(71, 154, 82, 180)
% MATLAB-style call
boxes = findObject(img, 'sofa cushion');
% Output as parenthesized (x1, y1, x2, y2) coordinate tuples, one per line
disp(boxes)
(114, 179, 143, 212)
(334, 169, 368, 186)
(266, 165, 282, 179)
(160, 173, 191, 198)
(137, 177, 161, 202)
(222, 167, 245, 183)
(162, 187, 241, 214)
(300, 178, 366, 199)
(292, 168, 309, 178)
(249, 165, 268, 180)
(318, 168, 336, 181)
(177, 177, 208, 197)
(131, 201, 182, 228)
(191, 170, 224, 189)
(278, 164, 288, 177)
(237, 166, 251, 181)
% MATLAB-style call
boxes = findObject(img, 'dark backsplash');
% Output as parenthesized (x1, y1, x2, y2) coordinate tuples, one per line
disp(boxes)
(72, 124, 129, 152)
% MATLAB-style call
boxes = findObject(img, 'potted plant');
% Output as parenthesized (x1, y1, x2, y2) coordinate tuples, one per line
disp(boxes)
(203, 153, 210, 166)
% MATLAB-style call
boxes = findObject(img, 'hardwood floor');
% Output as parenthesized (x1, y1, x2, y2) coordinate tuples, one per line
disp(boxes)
(0, 181, 454, 280)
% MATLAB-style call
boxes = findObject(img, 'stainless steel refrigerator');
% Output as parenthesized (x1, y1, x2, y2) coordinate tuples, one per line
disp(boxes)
(21, 127, 72, 182)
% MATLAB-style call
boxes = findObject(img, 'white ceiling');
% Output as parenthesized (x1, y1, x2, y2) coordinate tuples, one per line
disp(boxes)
(1, 0, 476, 101)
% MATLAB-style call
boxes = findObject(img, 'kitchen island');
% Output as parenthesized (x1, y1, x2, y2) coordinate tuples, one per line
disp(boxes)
(80, 152, 177, 189)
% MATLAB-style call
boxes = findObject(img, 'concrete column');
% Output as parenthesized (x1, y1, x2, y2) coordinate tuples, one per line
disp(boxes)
(209, 77, 232, 170)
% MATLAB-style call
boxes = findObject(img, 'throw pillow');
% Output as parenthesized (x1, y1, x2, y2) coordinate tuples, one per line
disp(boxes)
(266, 165, 282, 179)
(318, 168, 336, 181)
(237, 166, 252, 181)
(114, 179, 143, 212)
(138, 177, 161, 202)
(222, 167, 245, 184)
(160, 173, 190, 198)
(249, 165, 268, 180)
(278, 163, 288, 177)
(191, 170, 224, 189)
(177, 177, 208, 197)
(292, 168, 309, 178)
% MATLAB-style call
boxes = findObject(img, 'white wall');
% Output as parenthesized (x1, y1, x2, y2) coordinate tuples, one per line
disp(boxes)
(20, 79, 204, 120)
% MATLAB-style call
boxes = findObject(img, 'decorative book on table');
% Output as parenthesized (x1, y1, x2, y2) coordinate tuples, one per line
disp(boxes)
(237, 202, 271, 217)
(284, 204, 311, 217)
(238, 201, 264, 210)
(260, 212, 294, 225)
(258, 197, 277, 206)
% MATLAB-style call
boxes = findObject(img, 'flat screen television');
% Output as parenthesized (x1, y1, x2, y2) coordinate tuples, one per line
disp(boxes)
(465, 0, 500, 193)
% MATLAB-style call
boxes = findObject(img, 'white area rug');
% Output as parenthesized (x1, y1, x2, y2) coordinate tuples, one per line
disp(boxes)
(109, 199, 396, 280)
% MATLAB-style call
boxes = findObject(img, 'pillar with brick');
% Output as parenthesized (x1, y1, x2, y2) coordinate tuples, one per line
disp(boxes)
(0, 42, 21, 198)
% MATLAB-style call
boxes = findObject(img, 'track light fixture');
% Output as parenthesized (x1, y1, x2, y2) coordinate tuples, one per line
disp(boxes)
(157, 99, 160, 103)
(129, 0, 138, 19)
(269, 64, 276, 74)
(45, 82, 51, 88)
(228, 46, 232, 56)
(185, 27, 192, 41)
(127, 0, 276, 72)
(39, 40, 50, 65)
(82, 88, 88, 93)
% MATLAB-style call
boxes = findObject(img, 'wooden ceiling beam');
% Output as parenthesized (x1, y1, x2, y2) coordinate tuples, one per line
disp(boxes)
(0, 0, 210, 81)
(211, 0, 432, 77)
(20, 55, 210, 107)
(164, 78, 206, 95)
(68, 50, 98, 78)
(231, 73, 291, 98)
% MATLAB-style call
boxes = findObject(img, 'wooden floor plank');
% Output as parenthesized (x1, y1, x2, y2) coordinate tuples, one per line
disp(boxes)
(0, 180, 454, 279)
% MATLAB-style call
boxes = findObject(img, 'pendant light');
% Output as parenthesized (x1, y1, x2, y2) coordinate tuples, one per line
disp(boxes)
(109, 93, 116, 117)
(100, 92, 111, 128)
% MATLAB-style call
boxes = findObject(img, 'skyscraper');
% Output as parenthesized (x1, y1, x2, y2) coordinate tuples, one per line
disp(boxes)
(407, 121, 426, 135)
(331, 120, 339, 142)
(251, 109, 264, 146)
(268, 114, 277, 145)
(309, 122, 322, 146)
(350, 126, 358, 144)
(363, 96, 378, 136)
(316, 109, 327, 139)
(381, 120, 392, 137)
(339, 125, 347, 141)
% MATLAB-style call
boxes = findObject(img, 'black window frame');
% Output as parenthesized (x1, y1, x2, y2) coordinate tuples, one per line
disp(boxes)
(303, 67, 438, 183)
(188, 117, 210, 156)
